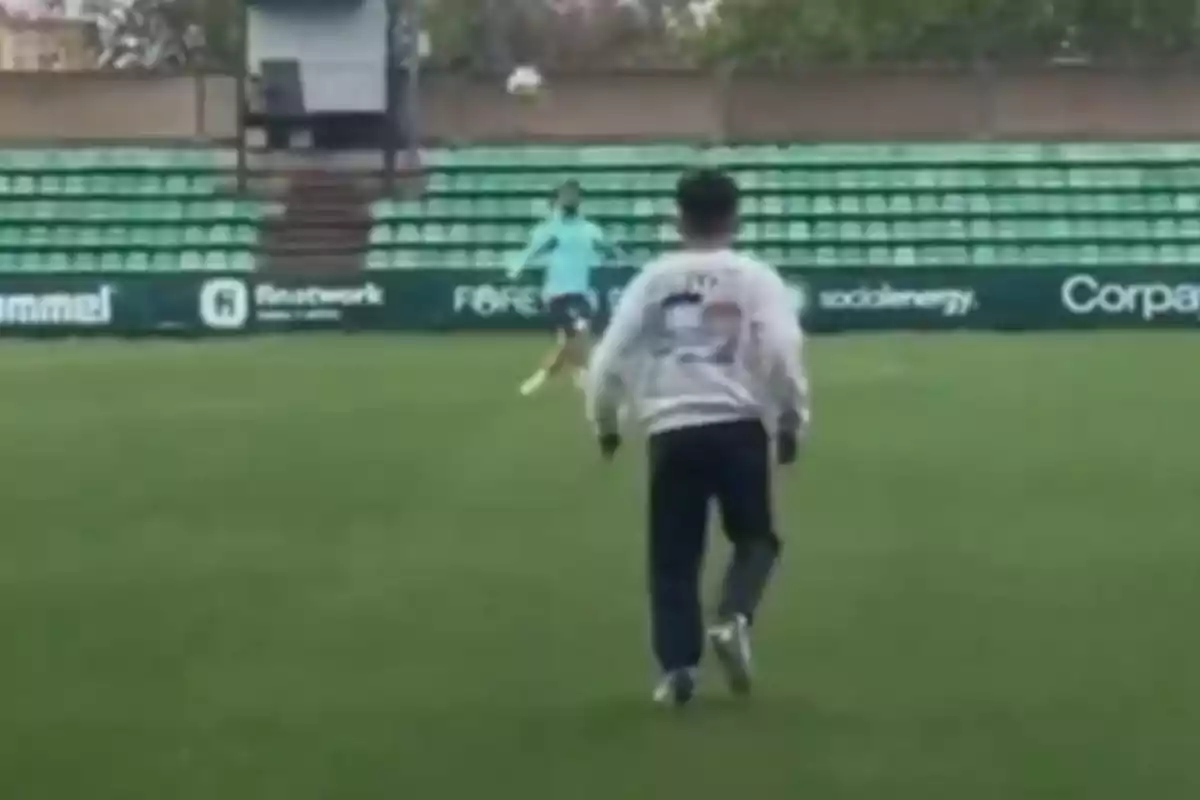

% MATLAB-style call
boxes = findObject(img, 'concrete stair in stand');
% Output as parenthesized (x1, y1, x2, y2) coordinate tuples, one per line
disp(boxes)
(259, 169, 374, 276)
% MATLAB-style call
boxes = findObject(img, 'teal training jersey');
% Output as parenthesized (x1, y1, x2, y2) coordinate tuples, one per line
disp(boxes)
(510, 212, 611, 299)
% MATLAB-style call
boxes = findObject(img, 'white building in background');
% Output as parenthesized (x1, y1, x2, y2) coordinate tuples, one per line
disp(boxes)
(0, 4, 96, 70)
(2, 0, 113, 17)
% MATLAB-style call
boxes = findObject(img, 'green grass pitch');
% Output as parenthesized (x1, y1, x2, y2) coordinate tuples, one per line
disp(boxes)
(1, 333, 1198, 799)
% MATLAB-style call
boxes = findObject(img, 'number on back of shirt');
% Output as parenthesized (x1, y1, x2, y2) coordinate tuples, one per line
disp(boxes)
(652, 292, 743, 366)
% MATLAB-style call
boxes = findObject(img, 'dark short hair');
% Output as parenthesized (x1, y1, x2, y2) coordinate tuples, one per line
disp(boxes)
(676, 168, 739, 236)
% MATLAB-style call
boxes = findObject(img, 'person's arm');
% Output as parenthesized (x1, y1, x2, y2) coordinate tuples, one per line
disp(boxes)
(590, 223, 629, 265)
(507, 221, 558, 279)
(585, 269, 651, 446)
(756, 267, 811, 454)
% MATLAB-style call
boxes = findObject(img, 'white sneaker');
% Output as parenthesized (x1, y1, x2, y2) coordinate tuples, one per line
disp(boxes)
(519, 370, 548, 396)
(708, 615, 753, 696)
(652, 668, 696, 707)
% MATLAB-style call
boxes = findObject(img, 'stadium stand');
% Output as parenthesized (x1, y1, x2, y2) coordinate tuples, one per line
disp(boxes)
(0, 148, 262, 273)
(5, 144, 1200, 274)
(371, 143, 1200, 271)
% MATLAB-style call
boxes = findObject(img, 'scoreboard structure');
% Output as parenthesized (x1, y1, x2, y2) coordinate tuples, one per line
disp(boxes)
(241, 0, 416, 176)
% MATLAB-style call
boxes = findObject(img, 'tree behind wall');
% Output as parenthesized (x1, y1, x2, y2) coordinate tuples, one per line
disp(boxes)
(73, 0, 1200, 72)
(423, 0, 1200, 68)
(91, 0, 238, 69)
(671, 0, 1200, 65)
(424, 0, 688, 68)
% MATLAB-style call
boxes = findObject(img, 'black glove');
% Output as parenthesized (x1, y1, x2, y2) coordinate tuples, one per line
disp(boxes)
(777, 431, 798, 466)
(599, 433, 622, 460)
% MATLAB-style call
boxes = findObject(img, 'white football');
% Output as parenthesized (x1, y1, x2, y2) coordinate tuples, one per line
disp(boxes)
(506, 65, 543, 97)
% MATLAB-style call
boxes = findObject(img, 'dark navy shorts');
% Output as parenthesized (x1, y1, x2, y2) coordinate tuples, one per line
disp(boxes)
(546, 292, 593, 336)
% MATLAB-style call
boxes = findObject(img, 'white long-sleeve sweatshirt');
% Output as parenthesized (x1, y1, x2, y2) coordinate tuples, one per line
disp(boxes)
(586, 249, 810, 439)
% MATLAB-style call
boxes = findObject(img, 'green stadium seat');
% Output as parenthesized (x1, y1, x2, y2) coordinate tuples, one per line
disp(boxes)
(182, 226, 207, 246)
(396, 225, 420, 245)
(233, 225, 256, 246)
(235, 200, 261, 221)
(370, 225, 394, 246)
(10, 144, 1200, 276)
(98, 252, 122, 272)
(159, 201, 185, 221)
(124, 252, 150, 272)
(72, 252, 98, 272)
(163, 174, 192, 195)
(180, 251, 204, 271)
(149, 252, 176, 272)
(393, 250, 421, 269)
(203, 252, 229, 271)
(44, 252, 68, 272)
(366, 249, 389, 270)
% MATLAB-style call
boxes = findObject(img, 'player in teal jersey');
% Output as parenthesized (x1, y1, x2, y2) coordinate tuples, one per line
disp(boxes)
(508, 181, 623, 396)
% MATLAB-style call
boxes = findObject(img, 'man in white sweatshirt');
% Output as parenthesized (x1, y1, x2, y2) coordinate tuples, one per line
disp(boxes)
(585, 168, 811, 707)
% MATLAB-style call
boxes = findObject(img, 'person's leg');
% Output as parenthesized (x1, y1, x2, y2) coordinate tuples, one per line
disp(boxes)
(709, 420, 780, 694)
(561, 295, 594, 388)
(519, 296, 574, 396)
(565, 330, 592, 389)
(713, 420, 781, 622)
(647, 427, 712, 680)
(519, 338, 568, 396)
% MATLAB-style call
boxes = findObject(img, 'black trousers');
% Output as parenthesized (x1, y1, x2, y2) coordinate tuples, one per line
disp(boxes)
(646, 418, 781, 672)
